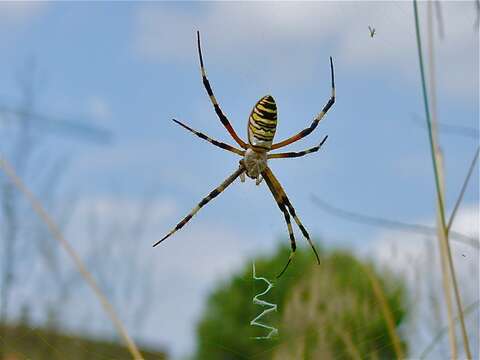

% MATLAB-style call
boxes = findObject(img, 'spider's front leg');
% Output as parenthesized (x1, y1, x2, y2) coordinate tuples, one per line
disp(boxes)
(197, 31, 248, 149)
(154, 166, 245, 246)
(172, 119, 245, 156)
(270, 57, 335, 150)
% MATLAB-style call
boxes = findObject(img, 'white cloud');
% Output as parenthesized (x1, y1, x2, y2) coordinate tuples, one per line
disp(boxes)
(0, 2, 47, 27)
(132, 2, 477, 98)
(449, 204, 479, 239)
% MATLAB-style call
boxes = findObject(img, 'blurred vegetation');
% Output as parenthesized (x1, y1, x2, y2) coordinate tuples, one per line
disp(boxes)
(195, 244, 407, 359)
(0, 322, 166, 360)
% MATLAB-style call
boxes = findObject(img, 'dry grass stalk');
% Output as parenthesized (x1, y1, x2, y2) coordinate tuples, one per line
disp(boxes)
(332, 324, 362, 360)
(426, 9, 456, 356)
(362, 264, 404, 359)
(435, 150, 458, 358)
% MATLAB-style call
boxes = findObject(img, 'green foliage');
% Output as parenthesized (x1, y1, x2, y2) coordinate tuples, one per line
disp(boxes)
(195, 244, 407, 359)
(272, 252, 406, 359)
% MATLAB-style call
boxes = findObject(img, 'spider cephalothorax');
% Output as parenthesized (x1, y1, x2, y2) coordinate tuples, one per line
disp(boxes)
(241, 148, 268, 185)
(155, 31, 335, 277)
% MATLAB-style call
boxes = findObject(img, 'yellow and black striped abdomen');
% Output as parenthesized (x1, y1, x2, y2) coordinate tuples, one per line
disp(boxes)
(248, 95, 278, 150)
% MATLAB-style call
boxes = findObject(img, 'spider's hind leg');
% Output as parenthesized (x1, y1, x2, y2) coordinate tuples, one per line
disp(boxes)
(277, 206, 296, 278)
(283, 196, 320, 265)
(262, 167, 321, 275)
(261, 169, 297, 278)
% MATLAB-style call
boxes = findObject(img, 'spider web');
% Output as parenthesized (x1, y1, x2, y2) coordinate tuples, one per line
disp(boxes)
(250, 263, 278, 340)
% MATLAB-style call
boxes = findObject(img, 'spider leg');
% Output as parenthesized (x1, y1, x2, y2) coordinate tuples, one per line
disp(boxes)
(173, 119, 245, 156)
(197, 31, 248, 149)
(255, 164, 263, 185)
(283, 195, 321, 265)
(153, 166, 245, 246)
(277, 205, 296, 278)
(267, 135, 328, 159)
(271, 57, 335, 150)
(262, 170, 297, 278)
(262, 167, 321, 270)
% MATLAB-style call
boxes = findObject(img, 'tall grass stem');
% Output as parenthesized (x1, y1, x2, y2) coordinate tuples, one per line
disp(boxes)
(413, 1, 472, 358)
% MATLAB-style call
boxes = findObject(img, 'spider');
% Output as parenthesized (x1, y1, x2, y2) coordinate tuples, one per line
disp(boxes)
(154, 31, 335, 277)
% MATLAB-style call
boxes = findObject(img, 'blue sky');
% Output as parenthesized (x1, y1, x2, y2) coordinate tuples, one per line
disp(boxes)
(0, 2, 478, 358)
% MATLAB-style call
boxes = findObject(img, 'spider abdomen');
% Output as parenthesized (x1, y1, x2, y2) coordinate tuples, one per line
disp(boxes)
(248, 95, 277, 150)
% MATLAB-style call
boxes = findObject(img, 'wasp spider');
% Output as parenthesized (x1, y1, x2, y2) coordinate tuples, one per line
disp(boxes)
(154, 32, 335, 277)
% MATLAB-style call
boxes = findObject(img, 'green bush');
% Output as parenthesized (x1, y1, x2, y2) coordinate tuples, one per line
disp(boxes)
(195, 244, 406, 359)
